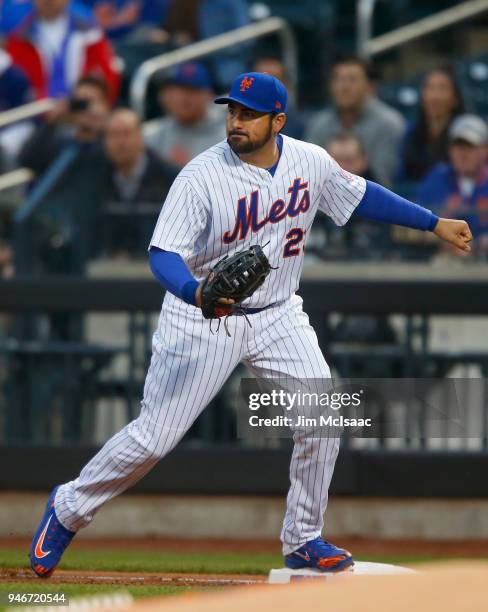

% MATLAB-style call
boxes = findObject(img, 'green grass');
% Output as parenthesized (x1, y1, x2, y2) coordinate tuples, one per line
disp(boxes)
(0, 547, 468, 575)
(0, 548, 282, 575)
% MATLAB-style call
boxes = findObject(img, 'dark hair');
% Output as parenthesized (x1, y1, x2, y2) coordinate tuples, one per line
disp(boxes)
(403, 65, 465, 180)
(75, 74, 110, 101)
(418, 65, 464, 121)
(331, 55, 378, 82)
(411, 66, 465, 146)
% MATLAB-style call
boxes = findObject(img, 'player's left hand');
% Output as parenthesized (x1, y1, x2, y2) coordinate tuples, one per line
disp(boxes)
(433, 218, 473, 253)
(195, 281, 234, 311)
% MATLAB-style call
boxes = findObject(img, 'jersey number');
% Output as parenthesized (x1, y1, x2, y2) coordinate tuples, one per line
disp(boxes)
(283, 228, 305, 258)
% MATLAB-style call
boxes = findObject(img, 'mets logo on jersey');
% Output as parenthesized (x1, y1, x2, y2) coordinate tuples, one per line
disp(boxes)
(240, 76, 255, 92)
(223, 178, 310, 243)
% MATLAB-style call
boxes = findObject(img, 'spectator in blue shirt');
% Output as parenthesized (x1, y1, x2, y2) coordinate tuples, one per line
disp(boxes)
(416, 114, 488, 252)
(159, 0, 250, 90)
(81, 0, 169, 40)
(0, 0, 93, 34)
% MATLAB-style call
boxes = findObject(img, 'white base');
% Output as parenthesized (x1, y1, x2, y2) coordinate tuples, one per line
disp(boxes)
(268, 562, 415, 584)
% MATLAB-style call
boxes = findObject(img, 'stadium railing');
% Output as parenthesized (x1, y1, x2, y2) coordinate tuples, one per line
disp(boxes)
(358, 0, 488, 58)
(0, 99, 55, 130)
(129, 16, 297, 119)
(0, 99, 55, 193)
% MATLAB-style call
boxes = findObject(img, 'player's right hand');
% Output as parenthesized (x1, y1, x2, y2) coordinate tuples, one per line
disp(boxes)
(433, 218, 473, 253)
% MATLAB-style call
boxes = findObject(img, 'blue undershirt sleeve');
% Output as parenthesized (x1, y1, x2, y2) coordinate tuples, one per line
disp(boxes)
(353, 180, 439, 231)
(149, 247, 199, 306)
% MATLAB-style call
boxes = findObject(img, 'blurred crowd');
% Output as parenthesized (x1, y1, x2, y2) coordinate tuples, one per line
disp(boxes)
(0, 0, 487, 277)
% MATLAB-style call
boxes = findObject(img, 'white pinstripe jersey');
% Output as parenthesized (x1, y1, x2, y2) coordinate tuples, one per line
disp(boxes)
(150, 135, 366, 308)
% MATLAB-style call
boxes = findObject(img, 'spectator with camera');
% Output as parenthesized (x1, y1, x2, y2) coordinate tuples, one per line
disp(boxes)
(416, 114, 488, 252)
(400, 66, 465, 182)
(5, 0, 120, 102)
(306, 55, 405, 187)
(144, 62, 225, 168)
(18, 75, 112, 176)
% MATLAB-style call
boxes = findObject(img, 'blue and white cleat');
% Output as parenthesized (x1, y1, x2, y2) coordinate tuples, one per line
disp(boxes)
(285, 536, 354, 572)
(29, 487, 75, 578)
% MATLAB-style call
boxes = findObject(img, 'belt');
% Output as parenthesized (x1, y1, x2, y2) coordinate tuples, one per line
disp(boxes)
(214, 300, 284, 336)
(239, 301, 280, 315)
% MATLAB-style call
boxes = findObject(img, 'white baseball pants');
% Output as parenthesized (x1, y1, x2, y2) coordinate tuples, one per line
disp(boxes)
(55, 293, 339, 554)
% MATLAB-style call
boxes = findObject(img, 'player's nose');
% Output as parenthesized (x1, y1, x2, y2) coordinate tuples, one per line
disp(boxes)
(228, 114, 244, 130)
(228, 121, 241, 132)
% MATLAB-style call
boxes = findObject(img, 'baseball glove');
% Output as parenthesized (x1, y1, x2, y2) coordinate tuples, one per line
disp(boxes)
(200, 245, 272, 327)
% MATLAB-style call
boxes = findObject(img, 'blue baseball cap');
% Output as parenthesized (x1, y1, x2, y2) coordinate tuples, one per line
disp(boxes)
(164, 62, 212, 90)
(214, 72, 288, 113)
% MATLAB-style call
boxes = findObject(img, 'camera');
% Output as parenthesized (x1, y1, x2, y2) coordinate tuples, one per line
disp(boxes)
(69, 97, 90, 113)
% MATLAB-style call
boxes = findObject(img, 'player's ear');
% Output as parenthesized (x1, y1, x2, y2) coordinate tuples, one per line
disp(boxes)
(273, 112, 287, 134)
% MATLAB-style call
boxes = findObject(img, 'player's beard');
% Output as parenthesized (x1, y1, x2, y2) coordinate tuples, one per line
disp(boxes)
(227, 119, 274, 155)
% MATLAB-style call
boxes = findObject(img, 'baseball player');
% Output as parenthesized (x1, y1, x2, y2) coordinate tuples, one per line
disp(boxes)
(30, 73, 472, 577)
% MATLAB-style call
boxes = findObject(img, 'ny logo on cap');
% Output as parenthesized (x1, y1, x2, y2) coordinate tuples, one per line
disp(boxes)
(240, 76, 255, 92)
